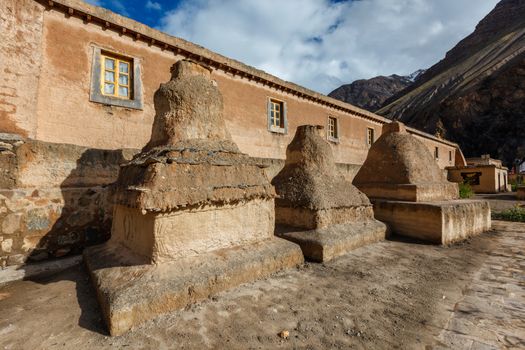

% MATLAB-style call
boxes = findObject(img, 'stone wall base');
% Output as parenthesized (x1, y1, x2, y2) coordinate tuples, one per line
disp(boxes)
(372, 199, 491, 244)
(83, 238, 303, 336)
(276, 220, 387, 262)
(275, 206, 374, 230)
(0, 187, 112, 267)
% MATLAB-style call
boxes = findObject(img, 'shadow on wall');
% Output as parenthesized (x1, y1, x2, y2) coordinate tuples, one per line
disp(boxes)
(14, 148, 134, 335)
(25, 149, 129, 262)
(27, 149, 126, 261)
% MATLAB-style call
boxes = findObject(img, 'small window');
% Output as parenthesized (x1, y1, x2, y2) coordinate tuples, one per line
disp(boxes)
(449, 150, 452, 162)
(101, 53, 132, 99)
(435, 147, 439, 159)
(268, 98, 287, 133)
(366, 128, 374, 146)
(90, 47, 143, 110)
(327, 117, 338, 142)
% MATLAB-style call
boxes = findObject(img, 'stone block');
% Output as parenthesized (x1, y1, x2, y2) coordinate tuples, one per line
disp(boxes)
(84, 238, 303, 336)
(372, 199, 491, 244)
(276, 220, 387, 262)
(517, 186, 525, 200)
(7, 254, 26, 265)
(25, 208, 51, 232)
(22, 235, 42, 252)
(1, 213, 21, 234)
(111, 199, 275, 264)
(1, 238, 13, 253)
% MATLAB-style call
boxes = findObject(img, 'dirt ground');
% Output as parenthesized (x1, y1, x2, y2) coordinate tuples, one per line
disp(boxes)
(0, 221, 524, 350)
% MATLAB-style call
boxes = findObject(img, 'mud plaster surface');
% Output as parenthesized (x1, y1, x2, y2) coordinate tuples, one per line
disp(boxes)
(0, 221, 523, 350)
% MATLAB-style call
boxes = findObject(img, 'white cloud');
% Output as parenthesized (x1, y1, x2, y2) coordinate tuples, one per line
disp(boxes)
(84, 0, 102, 6)
(146, 1, 162, 11)
(159, 0, 500, 94)
(107, 0, 129, 16)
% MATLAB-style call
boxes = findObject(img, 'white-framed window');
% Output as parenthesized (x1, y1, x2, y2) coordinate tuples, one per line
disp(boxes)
(327, 116, 339, 142)
(267, 98, 287, 134)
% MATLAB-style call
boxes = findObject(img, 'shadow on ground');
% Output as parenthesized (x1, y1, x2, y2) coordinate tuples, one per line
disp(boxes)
(24, 263, 107, 336)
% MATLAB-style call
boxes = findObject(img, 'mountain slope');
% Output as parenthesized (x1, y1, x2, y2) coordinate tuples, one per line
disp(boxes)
(328, 74, 413, 111)
(377, 0, 525, 165)
(328, 69, 425, 111)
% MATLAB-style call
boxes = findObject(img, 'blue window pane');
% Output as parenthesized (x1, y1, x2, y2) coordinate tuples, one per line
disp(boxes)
(104, 83, 114, 95)
(105, 71, 115, 82)
(119, 75, 128, 85)
(118, 86, 129, 97)
(105, 58, 115, 70)
(119, 62, 129, 73)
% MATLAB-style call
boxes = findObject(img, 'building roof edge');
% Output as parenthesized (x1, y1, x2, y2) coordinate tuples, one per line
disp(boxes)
(40, 0, 459, 149)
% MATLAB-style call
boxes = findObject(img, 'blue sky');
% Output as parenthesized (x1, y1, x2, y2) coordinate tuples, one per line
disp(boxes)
(85, 0, 500, 94)
(85, 0, 178, 27)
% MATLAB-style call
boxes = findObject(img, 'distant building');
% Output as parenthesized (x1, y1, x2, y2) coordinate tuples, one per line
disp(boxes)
(447, 155, 509, 193)
(519, 160, 525, 174)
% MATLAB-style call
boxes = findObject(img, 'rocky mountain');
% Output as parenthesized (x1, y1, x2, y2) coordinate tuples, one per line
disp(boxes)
(377, 0, 525, 166)
(328, 73, 419, 111)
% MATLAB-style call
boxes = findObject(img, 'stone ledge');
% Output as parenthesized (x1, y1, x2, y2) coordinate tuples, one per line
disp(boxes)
(0, 254, 82, 285)
(83, 238, 304, 336)
(355, 183, 459, 202)
(372, 199, 491, 244)
(276, 220, 387, 262)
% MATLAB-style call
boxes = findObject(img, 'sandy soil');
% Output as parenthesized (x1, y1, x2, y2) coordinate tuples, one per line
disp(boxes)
(0, 221, 522, 350)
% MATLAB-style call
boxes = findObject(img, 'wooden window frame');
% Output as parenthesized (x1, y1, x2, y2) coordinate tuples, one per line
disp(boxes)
(267, 98, 287, 134)
(89, 46, 143, 110)
(327, 116, 339, 143)
(100, 52, 132, 100)
(366, 127, 375, 146)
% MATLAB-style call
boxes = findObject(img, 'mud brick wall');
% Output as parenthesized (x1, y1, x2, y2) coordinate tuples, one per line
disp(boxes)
(0, 134, 136, 267)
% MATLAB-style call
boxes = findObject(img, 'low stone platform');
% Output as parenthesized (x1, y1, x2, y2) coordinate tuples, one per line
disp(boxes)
(83, 238, 303, 336)
(276, 220, 387, 262)
(373, 199, 491, 244)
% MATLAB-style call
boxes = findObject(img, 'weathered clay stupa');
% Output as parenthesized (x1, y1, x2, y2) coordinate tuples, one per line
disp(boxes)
(353, 121, 491, 244)
(83, 60, 303, 336)
(272, 125, 387, 262)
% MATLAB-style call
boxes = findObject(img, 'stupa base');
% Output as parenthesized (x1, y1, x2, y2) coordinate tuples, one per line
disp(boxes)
(276, 220, 387, 262)
(83, 238, 303, 336)
(372, 199, 491, 244)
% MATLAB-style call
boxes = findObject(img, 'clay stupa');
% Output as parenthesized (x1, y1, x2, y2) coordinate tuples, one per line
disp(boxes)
(272, 125, 387, 262)
(83, 60, 303, 336)
(353, 121, 491, 244)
